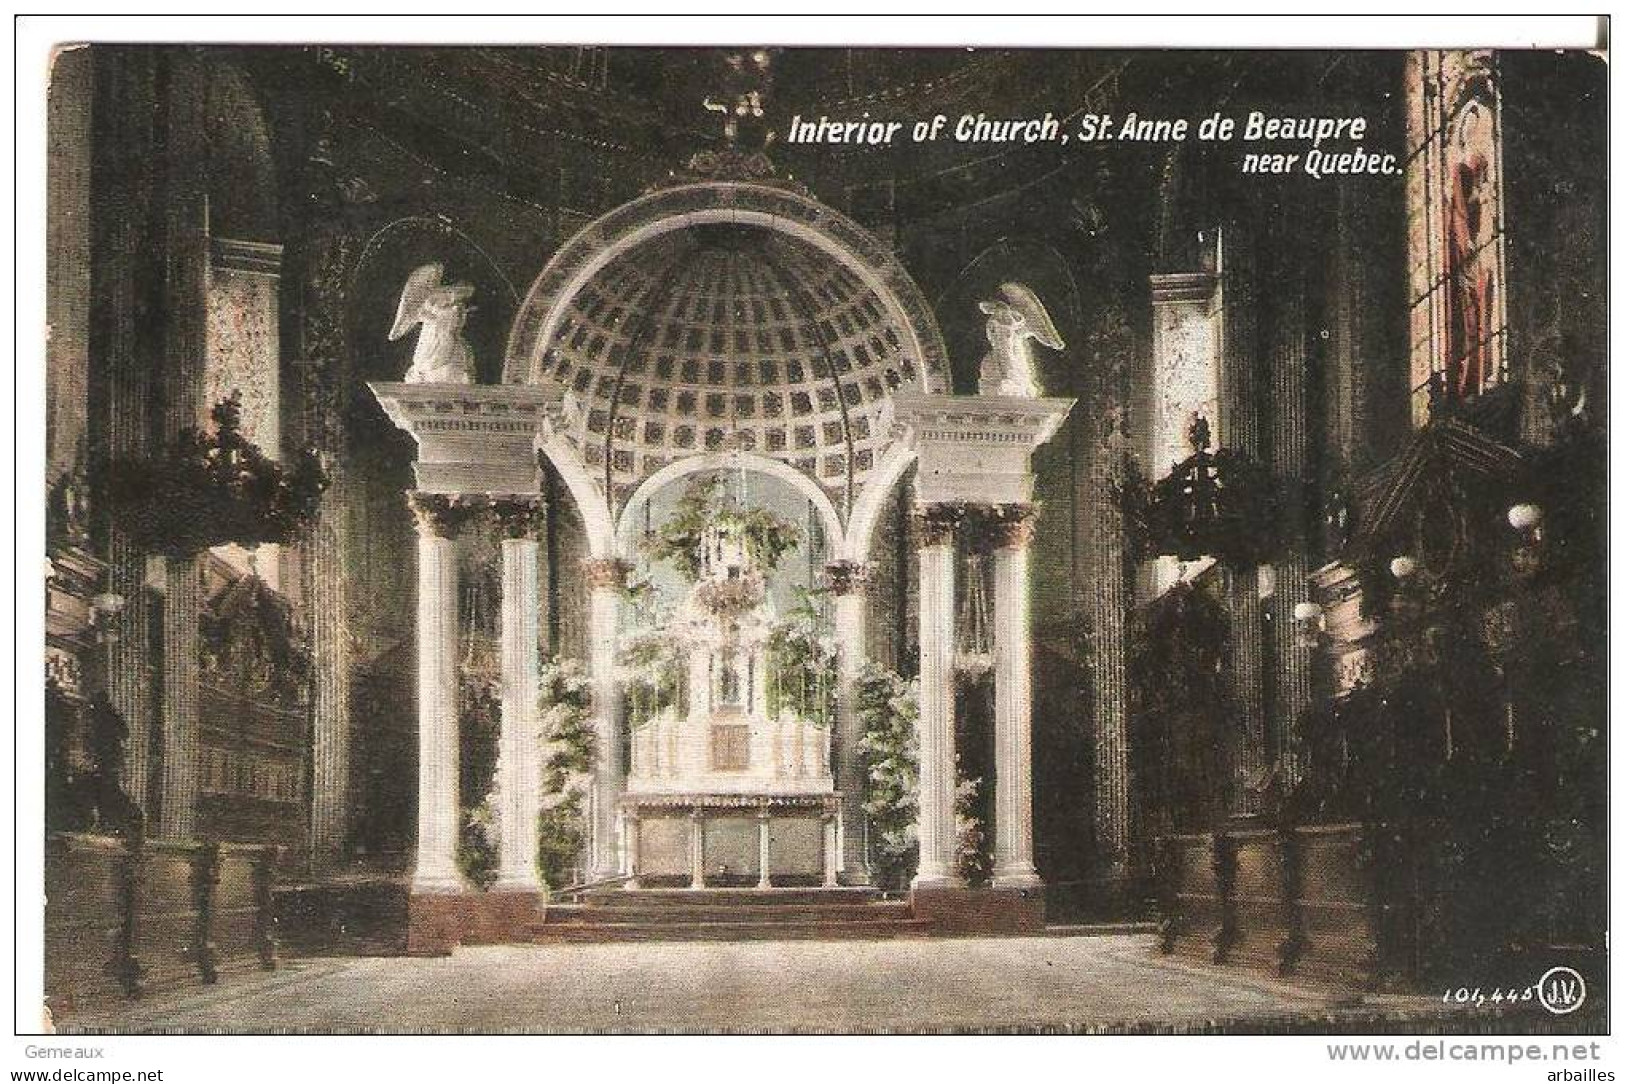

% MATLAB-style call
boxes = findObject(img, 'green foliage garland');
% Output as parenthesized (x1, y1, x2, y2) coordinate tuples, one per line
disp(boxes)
(765, 590, 837, 726)
(854, 663, 919, 890)
(643, 474, 801, 580)
(536, 658, 596, 889)
(621, 629, 685, 728)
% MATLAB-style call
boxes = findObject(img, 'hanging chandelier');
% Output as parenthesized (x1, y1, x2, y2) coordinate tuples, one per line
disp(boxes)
(954, 552, 995, 682)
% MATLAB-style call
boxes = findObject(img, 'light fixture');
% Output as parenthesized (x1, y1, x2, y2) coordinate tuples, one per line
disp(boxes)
(1507, 503, 1544, 531)
(90, 592, 127, 619)
(1292, 601, 1324, 624)
(1390, 555, 1418, 580)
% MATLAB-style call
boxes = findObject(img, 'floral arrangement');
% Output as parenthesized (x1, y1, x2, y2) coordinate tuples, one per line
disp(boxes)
(463, 658, 597, 890)
(854, 663, 919, 889)
(535, 658, 596, 890)
(691, 569, 767, 619)
(765, 590, 837, 726)
(644, 473, 801, 581)
(955, 773, 993, 886)
(621, 629, 686, 727)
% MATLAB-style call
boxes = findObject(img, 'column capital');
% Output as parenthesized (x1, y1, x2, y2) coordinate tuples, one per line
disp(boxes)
(911, 502, 967, 547)
(490, 494, 547, 539)
(582, 556, 633, 590)
(407, 492, 484, 539)
(977, 502, 1040, 551)
(823, 560, 870, 596)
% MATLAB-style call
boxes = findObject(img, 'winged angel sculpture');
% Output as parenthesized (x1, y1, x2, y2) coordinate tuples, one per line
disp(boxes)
(978, 282, 1065, 398)
(390, 263, 477, 384)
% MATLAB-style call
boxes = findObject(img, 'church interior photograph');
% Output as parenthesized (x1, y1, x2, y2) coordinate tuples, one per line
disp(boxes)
(37, 39, 1606, 1034)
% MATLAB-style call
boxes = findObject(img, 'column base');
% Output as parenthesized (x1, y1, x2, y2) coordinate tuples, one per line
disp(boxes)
(992, 863, 1043, 890)
(405, 890, 543, 955)
(911, 883, 1047, 935)
(910, 870, 966, 891)
(409, 869, 470, 895)
(489, 874, 544, 894)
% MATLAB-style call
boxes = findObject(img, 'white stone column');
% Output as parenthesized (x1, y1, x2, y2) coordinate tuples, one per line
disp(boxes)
(756, 810, 773, 889)
(689, 811, 705, 889)
(493, 498, 545, 892)
(826, 561, 871, 884)
(990, 505, 1042, 888)
(913, 506, 963, 888)
(409, 493, 470, 893)
(624, 811, 641, 890)
(584, 557, 628, 881)
(823, 811, 840, 888)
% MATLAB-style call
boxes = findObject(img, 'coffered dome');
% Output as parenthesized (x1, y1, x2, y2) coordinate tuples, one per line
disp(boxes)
(538, 222, 923, 507)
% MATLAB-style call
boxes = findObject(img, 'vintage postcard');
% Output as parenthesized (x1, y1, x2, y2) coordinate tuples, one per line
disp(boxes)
(20, 15, 1612, 1072)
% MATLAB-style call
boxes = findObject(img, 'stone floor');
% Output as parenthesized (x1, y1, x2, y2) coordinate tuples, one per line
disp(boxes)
(64, 934, 1458, 1034)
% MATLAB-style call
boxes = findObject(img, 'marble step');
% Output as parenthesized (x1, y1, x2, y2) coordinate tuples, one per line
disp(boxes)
(530, 917, 933, 943)
(558, 901, 913, 924)
(584, 887, 882, 908)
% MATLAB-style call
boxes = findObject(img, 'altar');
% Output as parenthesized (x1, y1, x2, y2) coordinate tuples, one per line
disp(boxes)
(618, 519, 841, 888)
(365, 174, 1072, 949)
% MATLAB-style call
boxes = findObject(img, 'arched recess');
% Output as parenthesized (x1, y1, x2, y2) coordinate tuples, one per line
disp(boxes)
(614, 451, 846, 561)
(504, 182, 952, 397)
(932, 237, 1084, 396)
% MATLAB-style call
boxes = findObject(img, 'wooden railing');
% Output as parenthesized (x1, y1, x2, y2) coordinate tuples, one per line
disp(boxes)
(44, 831, 279, 1018)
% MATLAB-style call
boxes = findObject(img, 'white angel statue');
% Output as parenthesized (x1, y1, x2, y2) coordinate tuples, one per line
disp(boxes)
(389, 263, 476, 384)
(977, 282, 1065, 398)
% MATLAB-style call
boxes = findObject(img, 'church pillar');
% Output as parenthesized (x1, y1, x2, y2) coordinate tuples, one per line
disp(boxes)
(299, 230, 362, 875)
(492, 497, 546, 893)
(153, 53, 210, 843)
(408, 493, 472, 893)
(584, 557, 629, 881)
(912, 505, 963, 888)
(156, 556, 202, 840)
(989, 504, 1041, 888)
(1268, 287, 1313, 786)
(307, 505, 352, 870)
(1219, 233, 1269, 816)
(826, 559, 871, 885)
(1089, 423, 1133, 876)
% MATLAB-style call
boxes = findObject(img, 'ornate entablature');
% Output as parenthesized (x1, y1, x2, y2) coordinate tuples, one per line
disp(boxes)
(368, 382, 557, 495)
(892, 392, 1075, 507)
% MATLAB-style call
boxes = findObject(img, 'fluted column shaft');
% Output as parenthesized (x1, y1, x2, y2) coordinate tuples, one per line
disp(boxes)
(308, 503, 351, 870)
(827, 560, 871, 885)
(1090, 432, 1132, 869)
(409, 494, 472, 893)
(1269, 285, 1313, 786)
(156, 556, 201, 840)
(913, 507, 962, 888)
(493, 498, 545, 892)
(584, 558, 628, 881)
(990, 506, 1041, 887)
